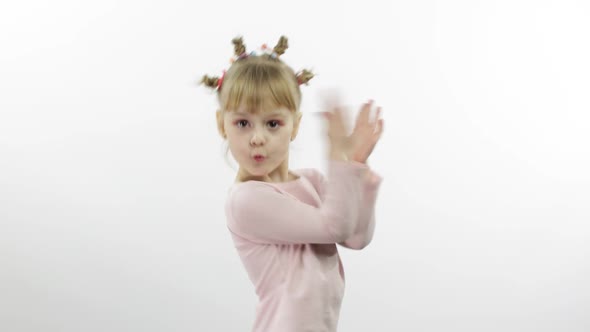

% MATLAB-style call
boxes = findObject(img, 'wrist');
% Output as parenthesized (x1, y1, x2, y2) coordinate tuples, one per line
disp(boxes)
(329, 150, 349, 161)
(350, 155, 367, 164)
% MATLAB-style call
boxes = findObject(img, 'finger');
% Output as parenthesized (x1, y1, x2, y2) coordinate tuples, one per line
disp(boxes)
(329, 105, 342, 120)
(359, 100, 372, 125)
(324, 107, 345, 136)
(373, 106, 382, 124)
(327, 105, 346, 127)
(374, 119, 384, 136)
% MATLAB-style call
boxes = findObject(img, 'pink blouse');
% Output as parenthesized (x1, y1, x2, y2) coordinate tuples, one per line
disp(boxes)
(225, 160, 383, 331)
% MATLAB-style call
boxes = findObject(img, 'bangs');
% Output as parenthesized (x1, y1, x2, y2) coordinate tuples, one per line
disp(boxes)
(220, 59, 299, 114)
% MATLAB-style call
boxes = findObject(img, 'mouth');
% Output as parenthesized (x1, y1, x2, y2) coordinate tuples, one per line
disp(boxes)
(253, 155, 265, 162)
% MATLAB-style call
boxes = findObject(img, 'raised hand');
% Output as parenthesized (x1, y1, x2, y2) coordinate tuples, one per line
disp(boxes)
(322, 97, 384, 163)
(348, 100, 384, 163)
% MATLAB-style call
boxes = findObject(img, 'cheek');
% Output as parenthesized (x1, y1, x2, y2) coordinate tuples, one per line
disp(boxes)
(226, 140, 247, 159)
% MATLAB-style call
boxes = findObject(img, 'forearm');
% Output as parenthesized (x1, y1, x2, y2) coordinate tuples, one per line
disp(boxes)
(340, 209, 376, 250)
(339, 168, 382, 250)
(322, 158, 366, 241)
(327, 149, 376, 244)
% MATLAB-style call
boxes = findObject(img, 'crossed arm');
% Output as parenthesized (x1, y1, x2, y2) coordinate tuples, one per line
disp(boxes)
(336, 167, 382, 250)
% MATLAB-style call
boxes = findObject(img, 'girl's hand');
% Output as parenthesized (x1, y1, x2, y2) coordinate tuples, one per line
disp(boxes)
(321, 97, 384, 163)
(323, 104, 353, 157)
(349, 100, 384, 163)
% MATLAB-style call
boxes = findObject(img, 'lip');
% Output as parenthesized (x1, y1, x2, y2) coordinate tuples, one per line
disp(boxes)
(253, 155, 266, 162)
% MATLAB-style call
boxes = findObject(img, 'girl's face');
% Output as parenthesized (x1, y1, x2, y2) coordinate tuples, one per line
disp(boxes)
(220, 105, 301, 182)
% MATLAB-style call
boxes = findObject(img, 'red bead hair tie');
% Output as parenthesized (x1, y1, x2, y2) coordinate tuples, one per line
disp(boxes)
(217, 70, 226, 90)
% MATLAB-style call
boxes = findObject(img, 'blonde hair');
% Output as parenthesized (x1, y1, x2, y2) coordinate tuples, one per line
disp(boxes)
(201, 36, 314, 114)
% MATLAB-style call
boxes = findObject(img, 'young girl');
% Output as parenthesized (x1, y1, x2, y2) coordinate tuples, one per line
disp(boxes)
(201, 35, 384, 332)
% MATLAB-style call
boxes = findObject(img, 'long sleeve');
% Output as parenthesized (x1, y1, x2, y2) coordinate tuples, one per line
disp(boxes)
(313, 162, 383, 250)
(226, 160, 367, 245)
(338, 169, 383, 249)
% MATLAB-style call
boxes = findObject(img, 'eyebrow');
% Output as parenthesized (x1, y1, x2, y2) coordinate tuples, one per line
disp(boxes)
(231, 112, 286, 117)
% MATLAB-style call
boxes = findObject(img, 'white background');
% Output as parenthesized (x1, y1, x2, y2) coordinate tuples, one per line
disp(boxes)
(1, 0, 589, 331)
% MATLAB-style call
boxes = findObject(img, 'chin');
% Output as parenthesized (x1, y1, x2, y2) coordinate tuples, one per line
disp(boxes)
(248, 168, 268, 176)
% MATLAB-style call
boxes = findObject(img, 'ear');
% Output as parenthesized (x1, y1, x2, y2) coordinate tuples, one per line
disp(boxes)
(216, 110, 226, 138)
(290, 112, 303, 141)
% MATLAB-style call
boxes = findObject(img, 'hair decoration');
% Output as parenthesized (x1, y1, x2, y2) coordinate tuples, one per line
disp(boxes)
(201, 35, 313, 91)
(296, 69, 314, 85)
(230, 43, 279, 64)
(217, 70, 226, 90)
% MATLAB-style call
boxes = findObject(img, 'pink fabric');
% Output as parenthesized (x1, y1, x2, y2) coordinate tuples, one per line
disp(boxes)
(225, 160, 383, 332)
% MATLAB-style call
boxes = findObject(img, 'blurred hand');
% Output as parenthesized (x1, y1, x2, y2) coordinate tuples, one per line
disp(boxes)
(321, 95, 384, 163)
(323, 105, 352, 155)
(320, 92, 352, 160)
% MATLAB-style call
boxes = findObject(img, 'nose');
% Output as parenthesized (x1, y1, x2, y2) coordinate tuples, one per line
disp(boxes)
(249, 130, 265, 146)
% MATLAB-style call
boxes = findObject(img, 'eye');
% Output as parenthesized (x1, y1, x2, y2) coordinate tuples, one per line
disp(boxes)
(235, 120, 282, 129)
(268, 120, 281, 128)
